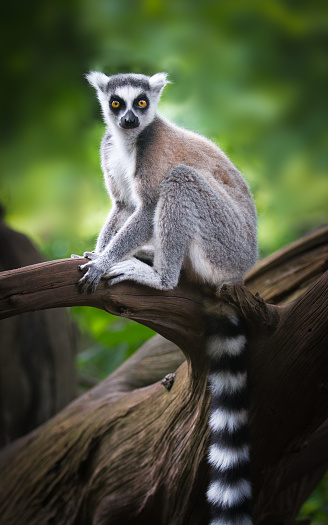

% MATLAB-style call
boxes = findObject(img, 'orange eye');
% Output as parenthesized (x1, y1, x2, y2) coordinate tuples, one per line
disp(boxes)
(111, 100, 120, 108)
(138, 99, 147, 108)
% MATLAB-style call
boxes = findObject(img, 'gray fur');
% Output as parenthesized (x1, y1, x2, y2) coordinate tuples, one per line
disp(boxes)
(75, 72, 258, 292)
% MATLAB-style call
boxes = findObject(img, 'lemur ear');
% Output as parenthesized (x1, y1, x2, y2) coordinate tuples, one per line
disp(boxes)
(149, 72, 170, 93)
(85, 71, 109, 92)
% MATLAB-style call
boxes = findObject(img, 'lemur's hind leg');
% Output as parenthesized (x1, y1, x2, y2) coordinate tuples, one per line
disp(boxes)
(107, 164, 222, 290)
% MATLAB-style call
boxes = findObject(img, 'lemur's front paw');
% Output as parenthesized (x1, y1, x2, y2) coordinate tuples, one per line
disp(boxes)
(105, 259, 140, 286)
(83, 251, 99, 260)
(71, 251, 99, 261)
(105, 258, 162, 288)
(78, 259, 105, 293)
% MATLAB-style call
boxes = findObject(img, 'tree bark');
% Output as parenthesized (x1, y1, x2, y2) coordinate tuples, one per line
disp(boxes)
(0, 225, 327, 525)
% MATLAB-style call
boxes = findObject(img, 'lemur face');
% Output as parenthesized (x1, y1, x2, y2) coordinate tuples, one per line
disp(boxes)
(108, 84, 150, 130)
(86, 72, 169, 134)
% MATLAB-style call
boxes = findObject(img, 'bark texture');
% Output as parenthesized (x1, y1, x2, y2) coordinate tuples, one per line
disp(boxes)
(0, 225, 327, 525)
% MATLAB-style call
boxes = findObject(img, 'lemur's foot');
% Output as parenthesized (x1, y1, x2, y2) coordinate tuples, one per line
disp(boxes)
(83, 251, 100, 260)
(105, 258, 166, 289)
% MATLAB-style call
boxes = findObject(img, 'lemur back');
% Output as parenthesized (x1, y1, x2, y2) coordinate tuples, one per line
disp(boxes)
(74, 71, 257, 525)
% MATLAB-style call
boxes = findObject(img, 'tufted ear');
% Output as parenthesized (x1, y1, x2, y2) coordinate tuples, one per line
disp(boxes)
(149, 72, 170, 93)
(85, 71, 110, 92)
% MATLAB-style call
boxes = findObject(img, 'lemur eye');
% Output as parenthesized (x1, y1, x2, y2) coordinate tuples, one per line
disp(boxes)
(138, 99, 147, 108)
(111, 100, 120, 108)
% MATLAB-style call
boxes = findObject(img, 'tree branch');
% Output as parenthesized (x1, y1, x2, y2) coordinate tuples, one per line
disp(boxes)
(0, 259, 205, 367)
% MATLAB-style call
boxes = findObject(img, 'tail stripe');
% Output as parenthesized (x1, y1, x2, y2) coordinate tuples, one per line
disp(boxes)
(208, 351, 247, 375)
(209, 371, 247, 394)
(212, 423, 249, 449)
(206, 313, 252, 524)
(209, 408, 248, 432)
(207, 479, 251, 506)
(207, 335, 247, 357)
(211, 461, 251, 485)
(211, 384, 249, 412)
(208, 444, 249, 470)
(211, 499, 252, 521)
(206, 315, 246, 338)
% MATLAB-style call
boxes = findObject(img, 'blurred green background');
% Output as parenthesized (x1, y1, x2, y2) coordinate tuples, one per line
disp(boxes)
(1, 0, 328, 521)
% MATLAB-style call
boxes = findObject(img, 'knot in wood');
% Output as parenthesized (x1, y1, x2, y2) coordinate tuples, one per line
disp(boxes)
(161, 373, 175, 391)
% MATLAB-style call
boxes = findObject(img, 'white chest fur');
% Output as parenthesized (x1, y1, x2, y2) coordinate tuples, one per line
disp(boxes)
(103, 134, 140, 208)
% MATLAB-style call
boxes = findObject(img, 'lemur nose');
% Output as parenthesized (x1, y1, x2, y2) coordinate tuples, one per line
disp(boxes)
(121, 110, 140, 129)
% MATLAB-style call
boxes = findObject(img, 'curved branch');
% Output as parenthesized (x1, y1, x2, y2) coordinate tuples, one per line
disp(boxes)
(0, 258, 205, 369)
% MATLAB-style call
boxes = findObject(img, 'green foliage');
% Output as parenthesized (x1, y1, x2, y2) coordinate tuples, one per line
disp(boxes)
(299, 471, 328, 524)
(73, 306, 155, 380)
(1, 1, 327, 518)
(1, 0, 327, 260)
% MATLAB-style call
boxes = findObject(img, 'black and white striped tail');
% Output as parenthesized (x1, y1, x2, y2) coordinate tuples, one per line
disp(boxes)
(206, 314, 252, 525)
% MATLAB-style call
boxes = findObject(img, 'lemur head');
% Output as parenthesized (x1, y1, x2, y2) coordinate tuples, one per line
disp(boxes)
(86, 72, 169, 134)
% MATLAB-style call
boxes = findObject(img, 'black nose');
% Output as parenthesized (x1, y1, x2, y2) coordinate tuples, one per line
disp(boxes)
(120, 110, 140, 129)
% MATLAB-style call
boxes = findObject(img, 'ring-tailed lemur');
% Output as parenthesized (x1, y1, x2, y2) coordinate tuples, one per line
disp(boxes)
(73, 71, 257, 525)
